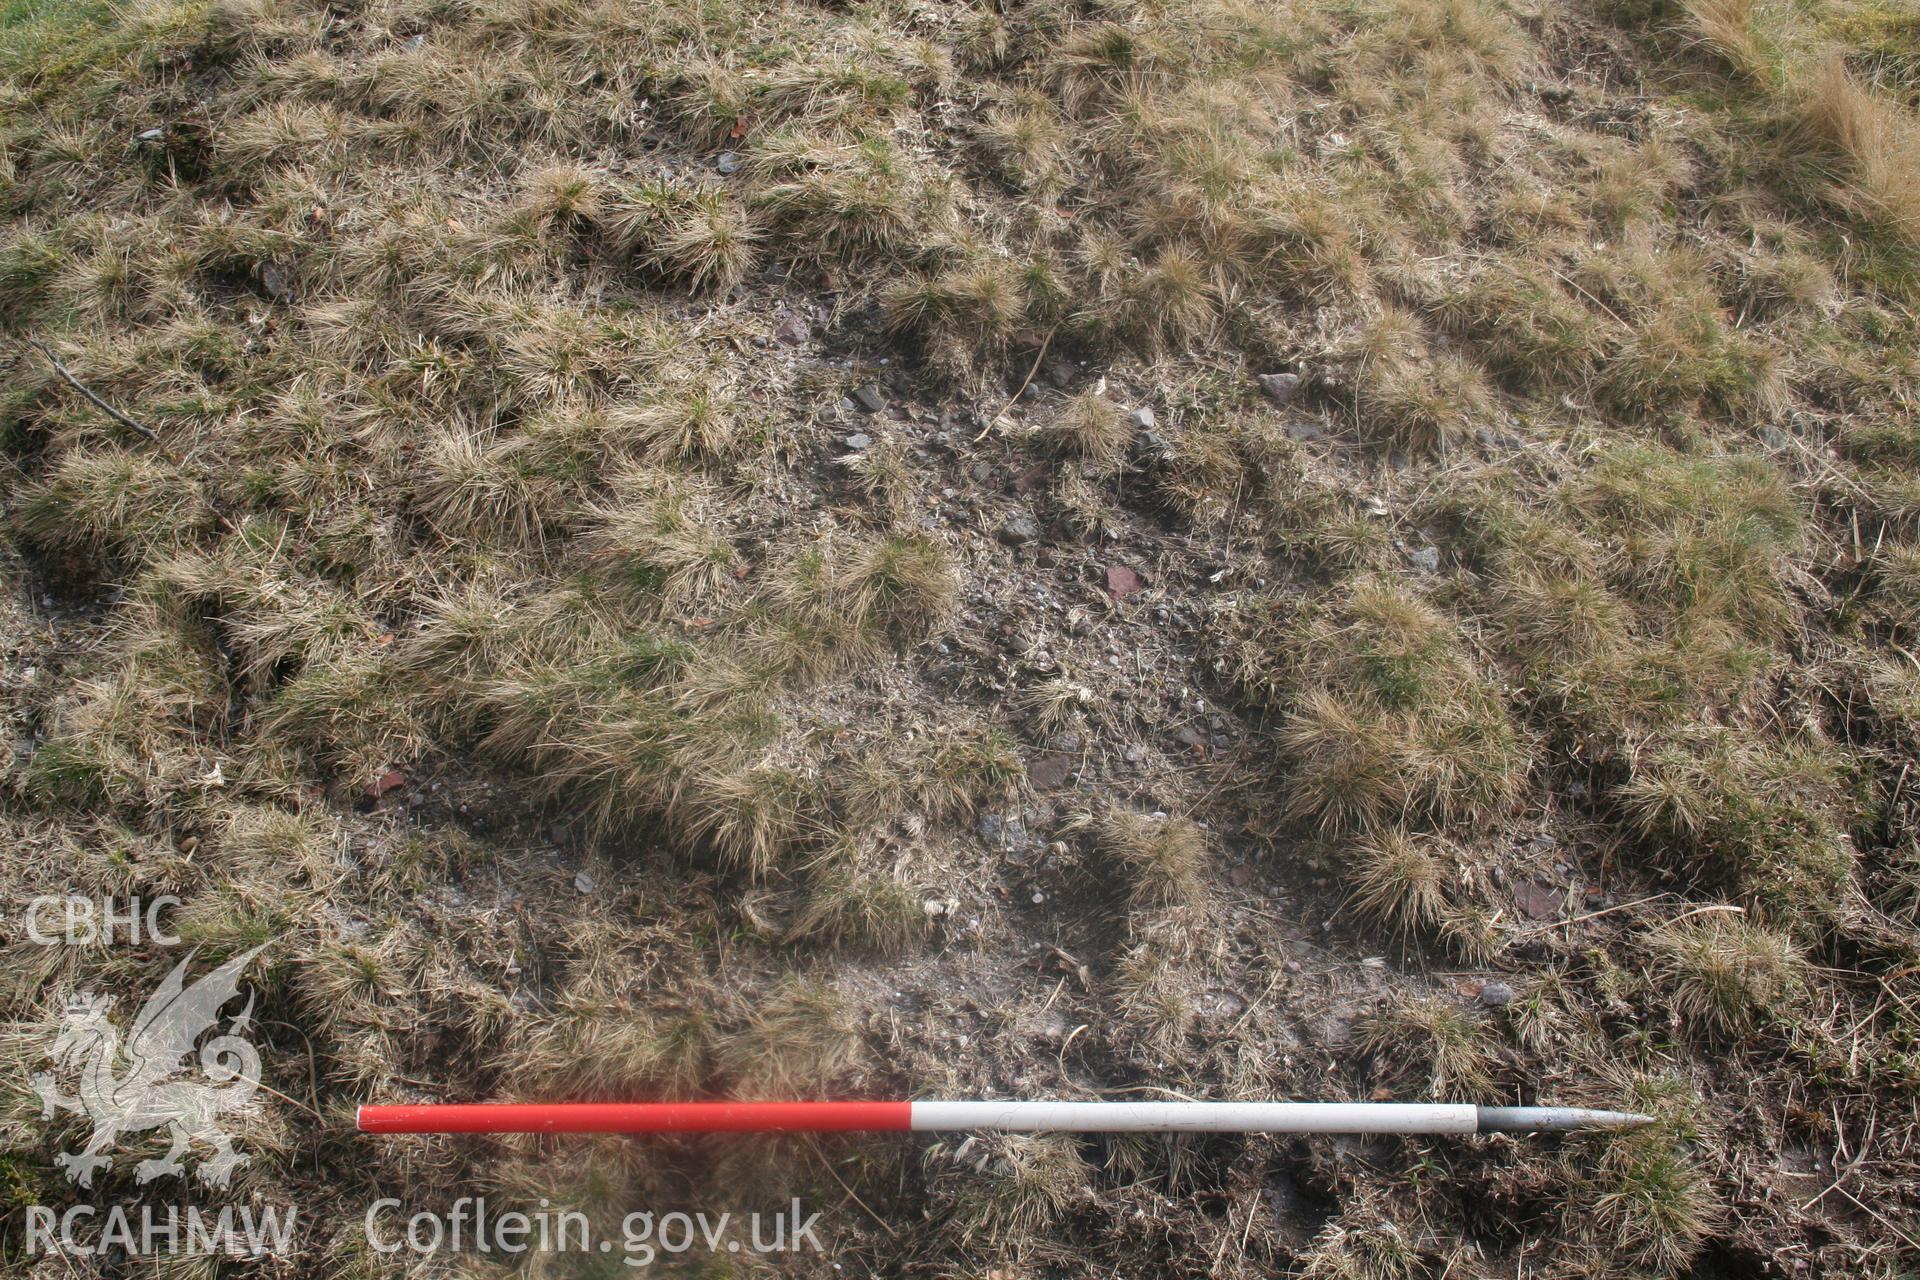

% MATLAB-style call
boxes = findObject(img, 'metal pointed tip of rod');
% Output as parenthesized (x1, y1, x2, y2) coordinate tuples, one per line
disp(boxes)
(1476, 1106, 1659, 1133)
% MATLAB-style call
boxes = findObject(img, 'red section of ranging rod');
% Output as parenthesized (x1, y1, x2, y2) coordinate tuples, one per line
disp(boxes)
(357, 1101, 914, 1135)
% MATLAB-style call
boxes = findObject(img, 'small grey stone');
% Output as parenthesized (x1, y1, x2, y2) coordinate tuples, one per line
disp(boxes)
(853, 384, 887, 413)
(977, 813, 1027, 846)
(715, 150, 742, 175)
(845, 433, 872, 450)
(838, 397, 859, 415)
(1021, 382, 1042, 400)
(1477, 981, 1516, 1009)
(773, 311, 809, 345)
(1046, 733, 1083, 753)
(1257, 372, 1302, 405)
(1127, 406, 1156, 430)
(1407, 545, 1441, 574)
(998, 514, 1040, 546)
(1758, 424, 1789, 449)
(259, 260, 294, 300)
(1133, 429, 1172, 462)
(1285, 419, 1326, 443)
(135, 126, 165, 142)
(573, 871, 596, 894)
(1043, 359, 1076, 389)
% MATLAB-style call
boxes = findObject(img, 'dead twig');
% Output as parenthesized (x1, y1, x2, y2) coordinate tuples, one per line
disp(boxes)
(29, 339, 160, 443)
(974, 325, 1058, 443)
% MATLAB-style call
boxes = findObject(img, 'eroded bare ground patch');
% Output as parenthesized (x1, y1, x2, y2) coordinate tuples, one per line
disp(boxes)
(2, 0, 1919, 1272)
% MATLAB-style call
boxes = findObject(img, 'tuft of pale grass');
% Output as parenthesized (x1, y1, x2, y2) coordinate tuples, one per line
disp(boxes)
(882, 257, 1029, 376)
(842, 534, 957, 641)
(583, 470, 739, 603)
(675, 764, 815, 878)
(1272, 582, 1529, 833)
(717, 975, 862, 1094)
(1874, 541, 1920, 630)
(1357, 992, 1500, 1101)
(15, 448, 213, 572)
(1614, 729, 1852, 917)
(1337, 307, 1495, 454)
(508, 1007, 712, 1102)
(1296, 1209, 1423, 1280)
(1030, 388, 1130, 470)
(519, 161, 604, 226)
(609, 383, 754, 465)
(944, 1133, 1087, 1241)
(413, 427, 569, 546)
(794, 840, 926, 955)
(1800, 54, 1920, 243)
(753, 134, 928, 260)
(1490, 565, 1632, 668)
(1681, 0, 1775, 86)
(1088, 808, 1209, 913)
(1343, 828, 1449, 936)
(650, 190, 759, 293)
(1647, 914, 1802, 1037)
(1021, 673, 1095, 735)
(1112, 944, 1194, 1057)
(841, 726, 1022, 825)
(1575, 1132, 1725, 1273)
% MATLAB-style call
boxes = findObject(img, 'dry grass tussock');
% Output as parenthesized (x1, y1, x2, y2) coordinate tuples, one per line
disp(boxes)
(1800, 53, 1920, 244)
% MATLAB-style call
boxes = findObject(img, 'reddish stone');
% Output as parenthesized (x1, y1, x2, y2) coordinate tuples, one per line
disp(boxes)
(1028, 753, 1074, 789)
(1515, 880, 1562, 921)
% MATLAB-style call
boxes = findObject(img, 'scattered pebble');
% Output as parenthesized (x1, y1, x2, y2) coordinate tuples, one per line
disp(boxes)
(1407, 545, 1441, 574)
(978, 813, 1028, 846)
(1478, 981, 1516, 1009)
(998, 513, 1040, 546)
(773, 312, 809, 345)
(1257, 371, 1302, 405)
(852, 384, 887, 413)
(715, 150, 742, 174)
(1027, 753, 1074, 789)
(845, 432, 872, 450)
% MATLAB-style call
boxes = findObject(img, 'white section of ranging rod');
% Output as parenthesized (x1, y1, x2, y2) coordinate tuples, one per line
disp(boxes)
(910, 1101, 1480, 1134)
(906, 1102, 1654, 1133)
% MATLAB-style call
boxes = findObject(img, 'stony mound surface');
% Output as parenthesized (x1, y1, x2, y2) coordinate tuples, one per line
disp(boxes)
(4, 0, 1920, 1273)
